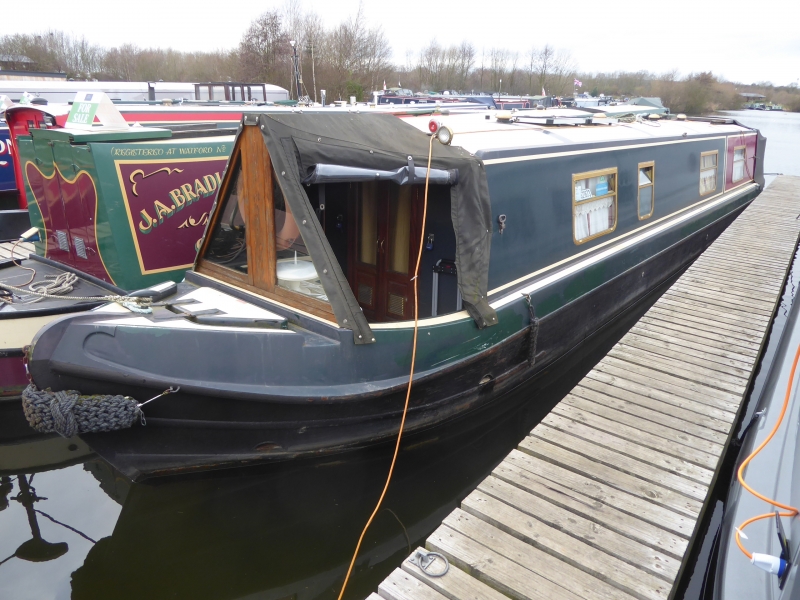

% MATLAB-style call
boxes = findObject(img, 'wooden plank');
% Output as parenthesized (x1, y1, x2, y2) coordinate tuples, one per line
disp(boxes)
(526, 426, 710, 499)
(673, 275, 782, 303)
(473, 478, 682, 580)
(518, 437, 704, 517)
(621, 330, 756, 372)
(435, 512, 635, 600)
(427, 521, 589, 600)
(460, 492, 673, 600)
(584, 364, 738, 425)
(569, 385, 729, 446)
(379, 568, 450, 600)
(552, 401, 720, 468)
(665, 286, 776, 317)
(539, 413, 714, 484)
(561, 394, 722, 460)
(645, 304, 767, 339)
(607, 346, 747, 396)
(662, 289, 773, 321)
(670, 281, 779, 313)
(680, 271, 783, 296)
(501, 450, 695, 538)
(635, 318, 760, 357)
(402, 548, 511, 600)
(655, 296, 768, 333)
(489, 463, 689, 558)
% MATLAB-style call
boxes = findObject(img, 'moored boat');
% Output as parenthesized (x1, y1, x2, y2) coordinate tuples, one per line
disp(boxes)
(24, 109, 766, 480)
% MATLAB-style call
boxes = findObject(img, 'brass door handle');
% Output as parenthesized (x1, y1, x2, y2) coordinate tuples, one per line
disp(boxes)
(378, 239, 385, 252)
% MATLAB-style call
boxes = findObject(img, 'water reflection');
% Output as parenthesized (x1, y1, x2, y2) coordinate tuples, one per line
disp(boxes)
(0, 274, 671, 600)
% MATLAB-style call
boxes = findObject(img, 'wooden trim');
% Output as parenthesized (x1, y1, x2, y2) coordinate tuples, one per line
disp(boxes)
(637, 161, 655, 221)
(699, 150, 719, 196)
(242, 125, 276, 291)
(572, 167, 618, 245)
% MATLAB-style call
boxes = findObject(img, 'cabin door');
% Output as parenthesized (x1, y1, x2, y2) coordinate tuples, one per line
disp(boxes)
(351, 182, 421, 322)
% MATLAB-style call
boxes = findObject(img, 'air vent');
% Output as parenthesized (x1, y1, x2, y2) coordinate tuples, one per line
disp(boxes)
(74, 237, 87, 259)
(388, 293, 405, 316)
(358, 284, 373, 306)
(56, 230, 69, 252)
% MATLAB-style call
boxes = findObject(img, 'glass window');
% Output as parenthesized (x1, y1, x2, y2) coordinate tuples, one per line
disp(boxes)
(732, 146, 746, 182)
(573, 168, 617, 244)
(638, 162, 655, 220)
(359, 182, 378, 266)
(388, 185, 411, 274)
(273, 174, 326, 301)
(700, 151, 718, 196)
(203, 161, 248, 272)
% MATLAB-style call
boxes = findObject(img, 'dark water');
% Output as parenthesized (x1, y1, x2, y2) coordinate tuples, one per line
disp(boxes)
(0, 271, 677, 600)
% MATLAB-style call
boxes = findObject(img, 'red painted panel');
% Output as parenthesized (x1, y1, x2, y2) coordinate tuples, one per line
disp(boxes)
(0, 355, 28, 397)
(725, 133, 758, 191)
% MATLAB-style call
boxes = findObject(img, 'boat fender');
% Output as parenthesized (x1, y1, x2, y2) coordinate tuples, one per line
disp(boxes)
(22, 384, 140, 438)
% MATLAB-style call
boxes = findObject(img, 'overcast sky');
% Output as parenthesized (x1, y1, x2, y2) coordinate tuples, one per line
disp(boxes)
(2, 0, 798, 86)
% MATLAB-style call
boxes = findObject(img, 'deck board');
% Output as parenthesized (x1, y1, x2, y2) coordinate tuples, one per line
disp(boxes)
(374, 177, 800, 600)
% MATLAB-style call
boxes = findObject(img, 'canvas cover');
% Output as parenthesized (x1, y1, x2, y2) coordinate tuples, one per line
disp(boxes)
(252, 112, 497, 343)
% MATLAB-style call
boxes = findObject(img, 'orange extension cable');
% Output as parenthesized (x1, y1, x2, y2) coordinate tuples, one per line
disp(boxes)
(336, 135, 435, 600)
(735, 342, 800, 559)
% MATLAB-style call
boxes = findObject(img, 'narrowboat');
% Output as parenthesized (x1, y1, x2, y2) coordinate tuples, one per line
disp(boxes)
(24, 109, 766, 480)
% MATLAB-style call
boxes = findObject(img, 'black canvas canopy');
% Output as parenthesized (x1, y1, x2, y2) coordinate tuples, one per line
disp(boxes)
(250, 111, 498, 343)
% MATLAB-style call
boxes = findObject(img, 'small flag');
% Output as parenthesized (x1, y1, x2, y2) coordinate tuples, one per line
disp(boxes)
(383, 80, 386, 91)
(574, 78, 582, 88)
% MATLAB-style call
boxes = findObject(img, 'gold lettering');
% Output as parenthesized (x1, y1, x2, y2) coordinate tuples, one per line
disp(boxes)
(194, 178, 209, 197)
(215, 172, 222, 186)
(154, 200, 174, 223)
(181, 183, 198, 205)
(202, 174, 218, 194)
(138, 209, 155, 233)
(169, 189, 186, 210)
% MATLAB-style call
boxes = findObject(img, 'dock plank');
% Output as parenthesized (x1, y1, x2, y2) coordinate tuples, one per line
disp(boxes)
(402, 548, 510, 600)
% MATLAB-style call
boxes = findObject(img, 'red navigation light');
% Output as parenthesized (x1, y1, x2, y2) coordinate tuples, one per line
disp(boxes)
(428, 119, 440, 134)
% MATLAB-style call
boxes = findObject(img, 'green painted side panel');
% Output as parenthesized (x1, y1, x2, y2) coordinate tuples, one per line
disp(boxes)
(17, 131, 234, 290)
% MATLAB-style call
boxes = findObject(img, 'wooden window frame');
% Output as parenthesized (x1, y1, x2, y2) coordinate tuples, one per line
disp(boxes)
(699, 150, 718, 196)
(732, 145, 747, 183)
(197, 125, 336, 323)
(572, 167, 618, 245)
(637, 161, 655, 220)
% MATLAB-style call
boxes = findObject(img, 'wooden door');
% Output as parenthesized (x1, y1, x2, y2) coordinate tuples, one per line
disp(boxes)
(351, 182, 421, 322)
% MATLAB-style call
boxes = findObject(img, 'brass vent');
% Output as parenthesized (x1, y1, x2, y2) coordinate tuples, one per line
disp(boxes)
(358, 284, 373, 306)
(388, 293, 405, 316)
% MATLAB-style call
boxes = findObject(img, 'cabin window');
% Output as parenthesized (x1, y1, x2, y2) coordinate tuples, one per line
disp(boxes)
(203, 160, 248, 272)
(638, 162, 655, 220)
(273, 176, 326, 301)
(700, 151, 718, 195)
(573, 168, 617, 244)
(732, 146, 746, 182)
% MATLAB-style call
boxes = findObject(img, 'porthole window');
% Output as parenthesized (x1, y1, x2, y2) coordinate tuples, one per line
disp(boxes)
(573, 168, 617, 244)
(638, 162, 655, 220)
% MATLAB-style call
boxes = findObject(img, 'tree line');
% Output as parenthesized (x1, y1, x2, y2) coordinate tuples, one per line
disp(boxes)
(1, 3, 798, 114)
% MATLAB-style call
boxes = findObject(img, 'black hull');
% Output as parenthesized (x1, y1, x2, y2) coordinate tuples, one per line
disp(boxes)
(70, 203, 746, 480)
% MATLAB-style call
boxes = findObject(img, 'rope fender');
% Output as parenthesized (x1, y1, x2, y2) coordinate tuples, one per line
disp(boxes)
(21, 384, 140, 437)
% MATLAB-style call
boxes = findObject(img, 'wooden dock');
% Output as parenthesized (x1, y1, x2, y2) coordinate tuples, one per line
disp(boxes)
(370, 176, 800, 600)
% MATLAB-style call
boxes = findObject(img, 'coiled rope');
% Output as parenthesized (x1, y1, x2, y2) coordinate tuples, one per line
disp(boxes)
(0, 278, 151, 306)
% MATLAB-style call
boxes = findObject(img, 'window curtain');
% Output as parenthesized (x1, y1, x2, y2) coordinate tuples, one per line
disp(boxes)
(574, 197, 613, 241)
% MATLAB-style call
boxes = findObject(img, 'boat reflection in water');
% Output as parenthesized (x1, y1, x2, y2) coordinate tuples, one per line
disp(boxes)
(61, 275, 668, 600)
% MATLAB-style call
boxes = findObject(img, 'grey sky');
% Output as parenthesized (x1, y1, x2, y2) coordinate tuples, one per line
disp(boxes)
(2, 0, 798, 86)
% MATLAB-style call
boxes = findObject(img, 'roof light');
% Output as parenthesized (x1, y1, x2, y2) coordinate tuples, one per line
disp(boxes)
(437, 125, 453, 145)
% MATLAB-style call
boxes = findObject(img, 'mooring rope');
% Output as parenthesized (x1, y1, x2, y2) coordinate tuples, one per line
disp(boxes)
(0, 279, 152, 307)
